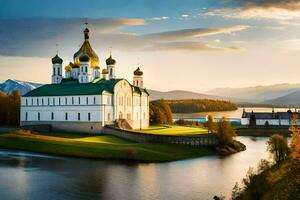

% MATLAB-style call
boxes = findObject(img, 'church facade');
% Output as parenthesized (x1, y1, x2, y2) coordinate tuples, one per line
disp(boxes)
(20, 27, 149, 133)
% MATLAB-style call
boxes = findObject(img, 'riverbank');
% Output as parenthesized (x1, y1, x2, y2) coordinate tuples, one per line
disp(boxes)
(236, 126, 290, 137)
(0, 130, 216, 162)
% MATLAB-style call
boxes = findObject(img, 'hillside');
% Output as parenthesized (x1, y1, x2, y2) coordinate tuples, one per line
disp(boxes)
(206, 83, 300, 102)
(263, 90, 300, 106)
(148, 89, 242, 102)
(0, 79, 42, 95)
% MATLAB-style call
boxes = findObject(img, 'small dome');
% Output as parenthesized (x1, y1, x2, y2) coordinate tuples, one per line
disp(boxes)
(65, 63, 72, 71)
(106, 55, 116, 65)
(134, 67, 143, 76)
(94, 66, 100, 69)
(102, 68, 108, 74)
(79, 54, 90, 62)
(52, 54, 63, 64)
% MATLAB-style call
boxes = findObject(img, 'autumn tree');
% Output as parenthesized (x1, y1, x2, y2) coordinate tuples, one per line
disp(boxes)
(267, 134, 289, 166)
(149, 99, 173, 124)
(206, 115, 217, 133)
(215, 117, 236, 144)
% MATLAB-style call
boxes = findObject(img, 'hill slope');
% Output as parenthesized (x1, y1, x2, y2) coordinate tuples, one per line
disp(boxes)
(263, 90, 300, 106)
(0, 79, 42, 95)
(206, 83, 300, 102)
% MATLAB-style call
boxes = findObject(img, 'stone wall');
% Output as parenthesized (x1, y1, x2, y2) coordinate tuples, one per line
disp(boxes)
(103, 126, 219, 146)
(21, 121, 103, 134)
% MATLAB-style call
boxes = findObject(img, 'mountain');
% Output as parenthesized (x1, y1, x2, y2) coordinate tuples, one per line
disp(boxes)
(263, 90, 300, 106)
(0, 79, 43, 95)
(205, 83, 300, 103)
(147, 89, 242, 102)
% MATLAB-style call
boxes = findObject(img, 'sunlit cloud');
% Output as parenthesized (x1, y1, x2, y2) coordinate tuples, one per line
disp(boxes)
(149, 16, 169, 21)
(207, 0, 300, 21)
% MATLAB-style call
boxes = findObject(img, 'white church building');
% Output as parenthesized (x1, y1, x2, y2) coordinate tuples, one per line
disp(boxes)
(20, 27, 149, 133)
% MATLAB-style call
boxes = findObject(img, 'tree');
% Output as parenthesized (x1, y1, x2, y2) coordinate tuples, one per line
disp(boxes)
(216, 117, 236, 144)
(267, 134, 289, 166)
(149, 99, 173, 124)
(206, 115, 217, 133)
(289, 113, 300, 160)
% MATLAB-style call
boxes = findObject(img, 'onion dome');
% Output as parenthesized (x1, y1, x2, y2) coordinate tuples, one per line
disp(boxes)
(52, 54, 63, 64)
(134, 67, 143, 76)
(72, 64, 79, 68)
(106, 55, 116, 65)
(79, 54, 90, 62)
(94, 66, 100, 69)
(64, 62, 72, 71)
(73, 28, 99, 67)
(102, 68, 108, 74)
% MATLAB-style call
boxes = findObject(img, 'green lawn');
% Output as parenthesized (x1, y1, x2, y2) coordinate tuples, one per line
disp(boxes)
(129, 125, 209, 135)
(0, 131, 215, 162)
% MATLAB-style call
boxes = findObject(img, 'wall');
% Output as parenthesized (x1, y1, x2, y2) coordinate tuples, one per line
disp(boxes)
(103, 126, 218, 146)
(21, 121, 103, 134)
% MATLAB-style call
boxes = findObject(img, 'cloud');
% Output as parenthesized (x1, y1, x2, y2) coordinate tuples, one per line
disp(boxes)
(142, 25, 249, 41)
(0, 18, 246, 57)
(207, 0, 300, 20)
(142, 41, 242, 51)
(149, 16, 169, 21)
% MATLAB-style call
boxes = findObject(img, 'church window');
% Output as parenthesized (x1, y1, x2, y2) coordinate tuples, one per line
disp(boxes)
(65, 97, 67, 105)
(65, 113, 68, 120)
(37, 98, 39, 105)
(72, 97, 74, 104)
(42, 98, 44, 105)
(88, 112, 91, 121)
(38, 112, 40, 121)
(108, 113, 111, 121)
(59, 97, 61, 105)
(51, 112, 54, 120)
(53, 68, 55, 75)
(78, 97, 81, 104)
(31, 98, 33, 105)
(86, 97, 88, 104)
(48, 98, 50, 105)
(136, 80, 139, 85)
(110, 68, 113, 76)
(26, 99, 28, 106)
(93, 96, 96, 104)
(25, 112, 28, 121)
(78, 113, 80, 121)
(53, 98, 55, 105)
(85, 67, 87, 73)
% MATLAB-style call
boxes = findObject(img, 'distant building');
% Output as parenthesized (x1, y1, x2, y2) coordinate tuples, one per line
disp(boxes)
(20, 27, 149, 133)
(241, 108, 300, 126)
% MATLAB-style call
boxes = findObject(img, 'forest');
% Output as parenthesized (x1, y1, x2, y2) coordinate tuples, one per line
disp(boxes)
(0, 90, 20, 126)
(167, 99, 237, 113)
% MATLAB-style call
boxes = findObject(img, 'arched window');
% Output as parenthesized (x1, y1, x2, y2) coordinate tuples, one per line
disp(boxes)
(93, 96, 96, 104)
(31, 98, 33, 105)
(86, 97, 88, 104)
(38, 112, 40, 121)
(65, 97, 67, 105)
(25, 112, 28, 121)
(25, 99, 28, 106)
(42, 98, 44, 105)
(108, 113, 110, 121)
(59, 97, 61, 105)
(37, 98, 39, 105)
(51, 112, 54, 120)
(88, 112, 91, 121)
(48, 98, 50, 105)
(136, 80, 139, 85)
(78, 97, 81, 104)
(110, 68, 113, 76)
(78, 113, 80, 121)
(65, 112, 68, 120)
(53, 98, 55, 105)
(72, 97, 74, 105)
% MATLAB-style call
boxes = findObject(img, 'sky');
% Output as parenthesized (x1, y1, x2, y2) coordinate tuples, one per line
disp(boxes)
(1, 0, 300, 92)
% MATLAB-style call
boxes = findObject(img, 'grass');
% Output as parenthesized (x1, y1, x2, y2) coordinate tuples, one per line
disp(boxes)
(236, 126, 290, 137)
(129, 125, 209, 135)
(0, 130, 215, 162)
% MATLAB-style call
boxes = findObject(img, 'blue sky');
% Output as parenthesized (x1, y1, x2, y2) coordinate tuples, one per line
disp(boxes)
(1, 0, 300, 92)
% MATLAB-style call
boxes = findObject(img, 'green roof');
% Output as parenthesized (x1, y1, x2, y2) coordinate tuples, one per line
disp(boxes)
(24, 78, 149, 97)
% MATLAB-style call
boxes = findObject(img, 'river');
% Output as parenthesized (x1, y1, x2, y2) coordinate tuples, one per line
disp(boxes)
(0, 136, 270, 200)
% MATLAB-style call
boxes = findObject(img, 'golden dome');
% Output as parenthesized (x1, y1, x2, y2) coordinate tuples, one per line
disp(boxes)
(102, 68, 108, 74)
(73, 28, 99, 68)
(64, 62, 72, 71)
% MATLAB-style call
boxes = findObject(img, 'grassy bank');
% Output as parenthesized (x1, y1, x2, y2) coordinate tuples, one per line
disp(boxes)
(236, 126, 290, 137)
(129, 125, 209, 135)
(0, 131, 215, 162)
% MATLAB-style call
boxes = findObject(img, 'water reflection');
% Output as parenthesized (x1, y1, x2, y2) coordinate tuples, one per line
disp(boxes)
(0, 137, 269, 200)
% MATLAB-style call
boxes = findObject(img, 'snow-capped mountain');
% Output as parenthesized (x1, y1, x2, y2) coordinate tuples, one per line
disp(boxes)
(0, 79, 43, 95)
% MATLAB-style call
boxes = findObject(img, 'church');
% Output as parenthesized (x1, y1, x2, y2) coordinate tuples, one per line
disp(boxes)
(20, 27, 149, 133)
